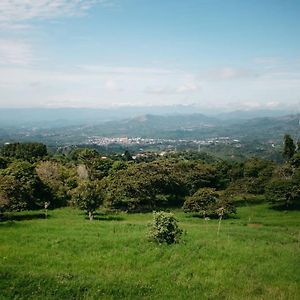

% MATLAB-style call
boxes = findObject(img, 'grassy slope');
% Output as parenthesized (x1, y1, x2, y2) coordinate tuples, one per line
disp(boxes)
(0, 205, 300, 300)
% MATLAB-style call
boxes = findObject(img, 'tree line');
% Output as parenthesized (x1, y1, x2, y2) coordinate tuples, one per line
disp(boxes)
(0, 134, 299, 220)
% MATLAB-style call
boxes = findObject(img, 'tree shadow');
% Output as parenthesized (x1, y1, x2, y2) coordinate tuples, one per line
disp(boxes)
(0, 212, 48, 222)
(268, 203, 300, 211)
(185, 213, 238, 220)
(234, 197, 266, 207)
(93, 215, 124, 221)
(82, 212, 124, 221)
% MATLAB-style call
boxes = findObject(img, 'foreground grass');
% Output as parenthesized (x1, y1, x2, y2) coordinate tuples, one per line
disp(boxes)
(1, 204, 300, 299)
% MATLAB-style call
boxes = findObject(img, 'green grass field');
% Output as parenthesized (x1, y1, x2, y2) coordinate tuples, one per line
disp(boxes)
(1, 204, 300, 299)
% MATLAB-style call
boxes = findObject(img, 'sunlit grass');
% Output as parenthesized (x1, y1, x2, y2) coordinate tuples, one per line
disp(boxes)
(1, 205, 300, 299)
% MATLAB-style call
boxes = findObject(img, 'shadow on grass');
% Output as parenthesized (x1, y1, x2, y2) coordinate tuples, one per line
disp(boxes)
(92, 215, 124, 221)
(268, 204, 300, 212)
(233, 197, 266, 207)
(184, 213, 239, 220)
(0, 212, 47, 222)
(82, 212, 124, 221)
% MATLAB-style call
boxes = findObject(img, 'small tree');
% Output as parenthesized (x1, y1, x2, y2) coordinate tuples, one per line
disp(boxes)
(148, 211, 182, 244)
(72, 180, 103, 220)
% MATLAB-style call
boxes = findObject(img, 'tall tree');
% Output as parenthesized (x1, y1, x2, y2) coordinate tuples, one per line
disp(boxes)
(297, 139, 300, 153)
(283, 134, 296, 160)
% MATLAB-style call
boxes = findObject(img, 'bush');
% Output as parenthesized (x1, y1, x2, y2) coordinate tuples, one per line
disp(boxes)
(148, 211, 182, 244)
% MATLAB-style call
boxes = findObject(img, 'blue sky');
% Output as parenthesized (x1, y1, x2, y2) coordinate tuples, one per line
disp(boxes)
(0, 0, 300, 110)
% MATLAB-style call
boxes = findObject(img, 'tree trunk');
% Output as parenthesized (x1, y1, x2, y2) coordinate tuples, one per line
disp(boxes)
(217, 215, 222, 236)
(88, 211, 93, 221)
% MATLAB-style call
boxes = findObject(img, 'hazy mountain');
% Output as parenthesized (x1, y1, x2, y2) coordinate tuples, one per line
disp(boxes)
(0, 108, 299, 146)
(0, 106, 295, 128)
(216, 109, 294, 122)
(79, 112, 299, 140)
(0, 106, 205, 128)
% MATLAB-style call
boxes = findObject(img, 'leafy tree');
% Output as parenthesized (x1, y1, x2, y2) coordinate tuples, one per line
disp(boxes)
(1, 161, 48, 210)
(88, 158, 114, 180)
(0, 175, 26, 213)
(213, 160, 231, 189)
(183, 188, 219, 216)
(244, 158, 275, 178)
(265, 179, 300, 209)
(103, 161, 183, 211)
(102, 160, 222, 212)
(283, 134, 296, 160)
(148, 211, 182, 244)
(224, 158, 275, 196)
(1, 143, 47, 162)
(0, 156, 9, 169)
(272, 164, 294, 180)
(108, 160, 128, 175)
(70, 148, 99, 162)
(228, 162, 244, 180)
(172, 160, 219, 195)
(183, 188, 235, 218)
(290, 153, 300, 168)
(77, 164, 89, 179)
(36, 161, 78, 207)
(123, 150, 133, 161)
(72, 180, 103, 220)
(69, 148, 113, 180)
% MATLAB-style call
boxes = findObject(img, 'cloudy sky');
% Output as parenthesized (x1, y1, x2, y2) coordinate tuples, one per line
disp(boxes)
(0, 0, 300, 109)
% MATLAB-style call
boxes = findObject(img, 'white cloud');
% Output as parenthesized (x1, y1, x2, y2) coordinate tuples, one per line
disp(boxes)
(265, 101, 281, 108)
(104, 79, 123, 92)
(1, 61, 300, 109)
(204, 67, 257, 80)
(145, 82, 201, 95)
(0, 38, 33, 66)
(0, 0, 112, 29)
(176, 82, 201, 93)
(78, 65, 172, 75)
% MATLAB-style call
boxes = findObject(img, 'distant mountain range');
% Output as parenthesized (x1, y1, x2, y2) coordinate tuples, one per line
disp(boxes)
(82, 113, 300, 141)
(0, 107, 299, 146)
(0, 106, 294, 128)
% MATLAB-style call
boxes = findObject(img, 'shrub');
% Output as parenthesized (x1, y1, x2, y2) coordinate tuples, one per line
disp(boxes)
(148, 211, 182, 244)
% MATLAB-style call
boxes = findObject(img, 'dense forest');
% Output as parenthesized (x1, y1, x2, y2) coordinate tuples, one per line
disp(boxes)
(1, 134, 299, 220)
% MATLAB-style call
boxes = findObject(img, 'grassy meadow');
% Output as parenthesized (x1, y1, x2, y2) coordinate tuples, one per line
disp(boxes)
(1, 204, 300, 299)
